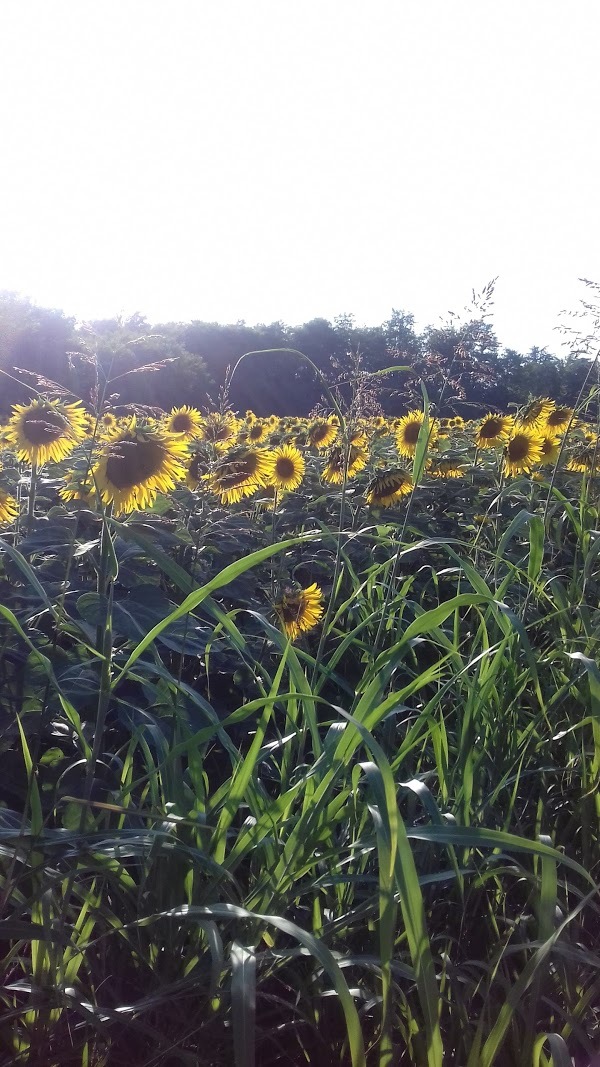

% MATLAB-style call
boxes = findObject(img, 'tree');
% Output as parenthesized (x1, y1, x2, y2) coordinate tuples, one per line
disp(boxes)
(0, 292, 78, 415)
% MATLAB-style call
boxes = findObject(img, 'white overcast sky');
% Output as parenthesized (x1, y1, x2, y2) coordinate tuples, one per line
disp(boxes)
(0, 2, 598, 352)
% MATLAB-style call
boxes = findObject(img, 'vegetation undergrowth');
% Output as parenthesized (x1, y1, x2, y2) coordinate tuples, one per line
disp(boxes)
(0, 314, 599, 1066)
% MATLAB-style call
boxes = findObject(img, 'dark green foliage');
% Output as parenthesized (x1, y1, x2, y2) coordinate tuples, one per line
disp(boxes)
(0, 291, 593, 420)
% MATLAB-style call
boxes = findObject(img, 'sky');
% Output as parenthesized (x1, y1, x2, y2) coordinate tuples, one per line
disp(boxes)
(0, 2, 598, 353)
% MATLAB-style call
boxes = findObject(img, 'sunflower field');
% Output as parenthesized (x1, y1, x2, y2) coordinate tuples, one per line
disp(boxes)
(0, 378, 600, 1066)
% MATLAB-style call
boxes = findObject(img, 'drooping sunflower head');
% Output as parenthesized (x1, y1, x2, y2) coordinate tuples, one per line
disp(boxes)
(428, 460, 466, 479)
(308, 417, 338, 451)
(348, 426, 368, 448)
(7, 399, 87, 466)
(566, 446, 599, 475)
(322, 443, 368, 484)
(474, 413, 515, 449)
(81, 412, 96, 438)
(164, 405, 204, 440)
(521, 397, 555, 428)
(0, 490, 18, 525)
(365, 468, 413, 507)
(504, 425, 545, 476)
(395, 410, 436, 457)
(59, 470, 97, 508)
(544, 405, 573, 434)
(92, 419, 188, 513)
(266, 444, 305, 491)
(537, 434, 561, 466)
(207, 448, 272, 504)
(274, 582, 324, 641)
(185, 449, 211, 490)
(202, 412, 239, 451)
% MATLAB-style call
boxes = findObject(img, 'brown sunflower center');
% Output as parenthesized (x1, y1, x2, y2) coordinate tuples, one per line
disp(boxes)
(23, 407, 68, 444)
(204, 419, 232, 442)
(238, 459, 257, 478)
(480, 418, 503, 439)
(547, 408, 568, 426)
(507, 434, 530, 461)
(171, 413, 193, 432)
(403, 422, 421, 444)
(279, 595, 301, 624)
(275, 457, 295, 479)
(249, 425, 264, 440)
(188, 456, 206, 481)
(524, 402, 544, 421)
(326, 448, 344, 470)
(216, 470, 249, 490)
(310, 423, 329, 444)
(106, 437, 166, 489)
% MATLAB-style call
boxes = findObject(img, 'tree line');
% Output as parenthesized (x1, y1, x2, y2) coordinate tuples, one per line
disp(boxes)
(0, 291, 593, 420)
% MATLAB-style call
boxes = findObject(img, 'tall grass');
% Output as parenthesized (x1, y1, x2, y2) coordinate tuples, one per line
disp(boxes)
(1, 352, 600, 1063)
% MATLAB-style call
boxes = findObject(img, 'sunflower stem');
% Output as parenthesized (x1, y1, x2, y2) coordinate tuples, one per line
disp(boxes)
(27, 462, 38, 521)
(311, 443, 349, 688)
(270, 488, 279, 602)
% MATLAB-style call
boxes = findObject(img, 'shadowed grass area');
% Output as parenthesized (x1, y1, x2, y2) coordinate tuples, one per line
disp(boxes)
(0, 372, 599, 1065)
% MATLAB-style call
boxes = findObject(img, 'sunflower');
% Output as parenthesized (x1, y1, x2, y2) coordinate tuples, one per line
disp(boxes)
(81, 412, 96, 437)
(253, 482, 289, 510)
(96, 411, 120, 439)
(429, 460, 465, 479)
(322, 443, 368, 484)
(365, 468, 413, 506)
(80, 411, 120, 441)
(450, 416, 465, 430)
(93, 419, 188, 513)
(348, 426, 368, 448)
(0, 490, 18, 525)
(275, 582, 324, 641)
(308, 417, 338, 450)
(246, 420, 269, 445)
(164, 405, 204, 440)
(201, 412, 239, 451)
(266, 444, 305, 491)
(7, 399, 87, 466)
(566, 447, 598, 475)
(207, 448, 272, 504)
(521, 397, 555, 428)
(504, 426, 545, 476)
(372, 418, 394, 440)
(185, 451, 210, 490)
(537, 434, 561, 466)
(395, 410, 437, 458)
(544, 405, 573, 434)
(59, 470, 96, 507)
(474, 413, 514, 449)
